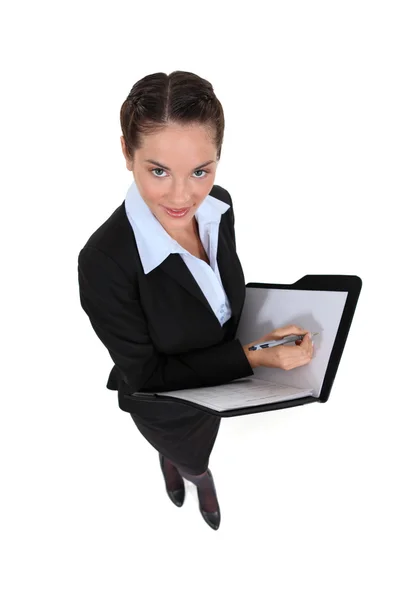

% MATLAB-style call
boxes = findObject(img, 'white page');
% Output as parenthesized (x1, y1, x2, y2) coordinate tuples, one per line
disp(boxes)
(159, 377, 314, 412)
(236, 287, 348, 397)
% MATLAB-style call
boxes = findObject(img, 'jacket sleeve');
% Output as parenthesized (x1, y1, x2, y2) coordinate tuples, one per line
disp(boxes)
(77, 245, 254, 394)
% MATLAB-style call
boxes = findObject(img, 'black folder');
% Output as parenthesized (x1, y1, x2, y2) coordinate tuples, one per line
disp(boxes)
(132, 274, 362, 418)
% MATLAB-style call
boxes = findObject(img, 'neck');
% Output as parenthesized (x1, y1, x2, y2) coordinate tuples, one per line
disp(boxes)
(167, 217, 198, 242)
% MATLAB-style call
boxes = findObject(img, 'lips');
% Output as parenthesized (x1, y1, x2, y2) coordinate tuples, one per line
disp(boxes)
(163, 206, 192, 210)
(162, 205, 192, 218)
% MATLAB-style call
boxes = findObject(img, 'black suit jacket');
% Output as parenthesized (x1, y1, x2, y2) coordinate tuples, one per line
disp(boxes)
(77, 183, 254, 412)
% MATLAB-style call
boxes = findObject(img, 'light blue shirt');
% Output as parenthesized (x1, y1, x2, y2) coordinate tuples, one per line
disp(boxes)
(124, 179, 233, 326)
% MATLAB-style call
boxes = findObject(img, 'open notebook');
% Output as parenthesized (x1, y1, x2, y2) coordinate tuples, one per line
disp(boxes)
(141, 285, 348, 413)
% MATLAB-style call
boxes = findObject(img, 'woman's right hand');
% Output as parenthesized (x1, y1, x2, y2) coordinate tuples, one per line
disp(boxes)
(242, 325, 314, 370)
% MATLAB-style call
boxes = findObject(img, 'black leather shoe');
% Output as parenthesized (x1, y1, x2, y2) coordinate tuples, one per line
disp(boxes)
(197, 469, 221, 530)
(159, 453, 185, 507)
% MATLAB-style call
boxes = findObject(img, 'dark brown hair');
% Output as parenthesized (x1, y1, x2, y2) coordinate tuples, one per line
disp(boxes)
(120, 71, 225, 163)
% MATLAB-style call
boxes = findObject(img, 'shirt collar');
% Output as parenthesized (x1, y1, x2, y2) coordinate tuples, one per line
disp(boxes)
(124, 178, 231, 274)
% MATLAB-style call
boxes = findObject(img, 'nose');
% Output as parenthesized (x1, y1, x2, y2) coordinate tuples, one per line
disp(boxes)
(166, 194, 192, 208)
(167, 180, 192, 205)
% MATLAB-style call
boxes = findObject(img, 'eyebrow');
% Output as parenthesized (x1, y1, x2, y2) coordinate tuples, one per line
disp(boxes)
(144, 159, 216, 170)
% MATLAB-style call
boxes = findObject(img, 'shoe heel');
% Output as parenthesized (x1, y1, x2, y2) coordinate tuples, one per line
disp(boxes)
(197, 469, 221, 530)
(159, 454, 185, 508)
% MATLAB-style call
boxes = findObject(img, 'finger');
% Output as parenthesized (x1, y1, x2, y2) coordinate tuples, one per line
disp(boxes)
(288, 326, 309, 339)
(299, 332, 311, 345)
(289, 337, 314, 363)
(288, 325, 309, 334)
(281, 345, 311, 369)
(304, 334, 314, 358)
(274, 326, 308, 339)
(300, 333, 313, 356)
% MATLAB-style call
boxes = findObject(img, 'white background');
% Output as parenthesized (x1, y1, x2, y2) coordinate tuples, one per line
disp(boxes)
(1, 1, 399, 598)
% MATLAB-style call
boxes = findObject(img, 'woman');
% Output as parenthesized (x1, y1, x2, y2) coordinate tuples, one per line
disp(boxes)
(77, 71, 313, 531)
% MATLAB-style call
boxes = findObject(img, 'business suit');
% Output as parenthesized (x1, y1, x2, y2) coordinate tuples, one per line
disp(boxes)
(77, 183, 254, 475)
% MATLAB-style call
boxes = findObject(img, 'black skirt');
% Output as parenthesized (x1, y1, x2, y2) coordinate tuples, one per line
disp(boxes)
(119, 388, 221, 475)
(115, 318, 239, 475)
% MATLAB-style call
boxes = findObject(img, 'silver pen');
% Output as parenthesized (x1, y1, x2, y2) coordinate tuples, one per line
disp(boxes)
(248, 332, 319, 351)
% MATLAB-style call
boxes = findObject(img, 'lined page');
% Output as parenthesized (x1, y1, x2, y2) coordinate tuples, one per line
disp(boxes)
(159, 377, 314, 412)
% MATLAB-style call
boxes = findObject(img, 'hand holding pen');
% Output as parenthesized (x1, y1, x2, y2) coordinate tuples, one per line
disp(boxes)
(242, 325, 316, 371)
(248, 332, 319, 351)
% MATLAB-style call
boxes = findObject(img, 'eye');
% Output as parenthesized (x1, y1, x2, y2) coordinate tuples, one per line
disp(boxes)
(193, 169, 208, 178)
(151, 168, 167, 177)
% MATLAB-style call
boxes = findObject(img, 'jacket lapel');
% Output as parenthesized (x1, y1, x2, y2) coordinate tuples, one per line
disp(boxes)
(159, 253, 215, 316)
(158, 223, 241, 326)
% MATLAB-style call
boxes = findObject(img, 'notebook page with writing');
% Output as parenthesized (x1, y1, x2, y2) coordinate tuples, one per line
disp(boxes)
(159, 377, 314, 411)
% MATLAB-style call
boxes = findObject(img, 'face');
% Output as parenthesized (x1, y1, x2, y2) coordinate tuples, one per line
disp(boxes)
(120, 122, 218, 236)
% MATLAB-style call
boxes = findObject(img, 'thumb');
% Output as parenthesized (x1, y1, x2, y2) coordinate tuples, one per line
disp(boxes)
(283, 324, 309, 336)
(266, 324, 309, 342)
